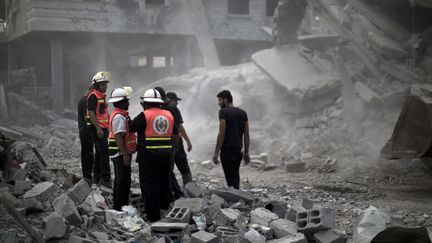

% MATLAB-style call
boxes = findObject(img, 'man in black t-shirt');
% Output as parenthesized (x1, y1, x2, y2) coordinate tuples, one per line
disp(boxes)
(213, 90, 250, 189)
(77, 87, 94, 182)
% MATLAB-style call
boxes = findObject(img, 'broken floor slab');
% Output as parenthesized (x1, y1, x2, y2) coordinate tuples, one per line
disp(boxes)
(23, 181, 58, 202)
(53, 193, 82, 226)
(43, 212, 67, 240)
(214, 187, 258, 205)
(251, 207, 279, 227)
(174, 198, 208, 215)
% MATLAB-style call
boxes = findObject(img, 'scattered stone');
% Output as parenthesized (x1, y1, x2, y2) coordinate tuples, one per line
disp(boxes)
(265, 201, 288, 218)
(185, 182, 204, 198)
(210, 194, 226, 205)
(0, 229, 18, 243)
(285, 162, 306, 173)
(313, 229, 346, 243)
(191, 231, 219, 243)
(251, 208, 279, 227)
(69, 235, 97, 243)
(267, 233, 307, 243)
(243, 228, 266, 243)
(166, 207, 192, 223)
(90, 231, 109, 241)
(270, 219, 297, 239)
(23, 182, 58, 202)
(215, 188, 258, 205)
(13, 180, 32, 195)
(53, 194, 82, 225)
(174, 198, 207, 215)
(43, 213, 67, 240)
(67, 179, 91, 205)
(215, 227, 239, 243)
(301, 199, 314, 210)
(106, 209, 126, 226)
(213, 208, 240, 226)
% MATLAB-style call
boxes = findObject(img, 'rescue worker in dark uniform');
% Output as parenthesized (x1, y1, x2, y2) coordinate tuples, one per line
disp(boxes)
(166, 92, 193, 186)
(131, 88, 177, 222)
(108, 87, 136, 211)
(86, 71, 112, 187)
(78, 86, 95, 182)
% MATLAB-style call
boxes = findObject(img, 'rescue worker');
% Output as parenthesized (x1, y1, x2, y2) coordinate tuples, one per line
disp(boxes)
(86, 71, 112, 187)
(78, 86, 94, 183)
(108, 87, 136, 211)
(166, 92, 193, 186)
(154, 87, 183, 200)
(213, 90, 250, 189)
(131, 89, 177, 222)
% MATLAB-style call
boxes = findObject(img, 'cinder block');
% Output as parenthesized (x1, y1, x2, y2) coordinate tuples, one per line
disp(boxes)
(43, 213, 67, 240)
(243, 228, 266, 243)
(215, 227, 239, 243)
(313, 229, 346, 243)
(213, 208, 240, 226)
(52, 194, 82, 226)
(203, 204, 221, 225)
(191, 230, 219, 243)
(214, 188, 258, 205)
(296, 208, 335, 233)
(174, 198, 207, 215)
(251, 207, 279, 227)
(285, 206, 305, 223)
(105, 209, 126, 226)
(267, 233, 307, 243)
(264, 201, 288, 218)
(185, 182, 204, 198)
(270, 219, 297, 239)
(301, 199, 314, 210)
(165, 207, 191, 223)
(0, 229, 18, 243)
(151, 222, 188, 241)
(23, 182, 59, 202)
(67, 179, 91, 205)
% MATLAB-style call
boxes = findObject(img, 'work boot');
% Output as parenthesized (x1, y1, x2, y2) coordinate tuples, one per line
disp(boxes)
(181, 172, 193, 186)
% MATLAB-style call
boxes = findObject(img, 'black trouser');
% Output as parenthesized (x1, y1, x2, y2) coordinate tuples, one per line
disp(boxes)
(90, 127, 111, 183)
(174, 139, 192, 185)
(139, 151, 171, 222)
(220, 148, 243, 189)
(112, 155, 131, 211)
(79, 126, 95, 181)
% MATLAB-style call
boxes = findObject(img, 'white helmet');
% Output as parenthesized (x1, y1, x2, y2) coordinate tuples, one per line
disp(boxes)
(140, 88, 164, 103)
(92, 71, 112, 84)
(108, 87, 133, 103)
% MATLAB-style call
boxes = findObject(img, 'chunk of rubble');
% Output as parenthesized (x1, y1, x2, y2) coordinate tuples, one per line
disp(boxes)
(243, 228, 266, 243)
(214, 188, 258, 205)
(191, 230, 219, 243)
(43, 212, 67, 240)
(213, 208, 240, 226)
(185, 182, 204, 198)
(267, 233, 307, 243)
(53, 193, 82, 225)
(67, 179, 91, 205)
(23, 181, 59, 202)
(251, 207, 279, 227)
(270, 219, 297, 239)
(174, 198, 208, 215)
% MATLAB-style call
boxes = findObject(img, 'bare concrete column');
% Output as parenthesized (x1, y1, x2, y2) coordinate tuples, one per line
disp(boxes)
(7, 43, 18, 84)
(51, 37, 64, 114)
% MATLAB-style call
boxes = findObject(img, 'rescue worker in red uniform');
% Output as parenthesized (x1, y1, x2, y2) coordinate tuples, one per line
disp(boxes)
(108, 87, 136, 211)
(86, 71, 112, 187)
(131, 88, 177, 222)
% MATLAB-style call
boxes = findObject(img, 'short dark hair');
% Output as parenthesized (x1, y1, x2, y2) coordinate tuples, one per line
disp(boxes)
(113, 99, 128, 109)
(217, 90, 233, 103)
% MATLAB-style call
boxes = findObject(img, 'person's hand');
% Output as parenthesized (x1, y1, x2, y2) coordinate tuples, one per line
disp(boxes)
(243, 153, 250, 165)
(97, 128, 104, 139)
(123, 154, 131, 167)
(212, 154, 220, 165)
(187, 141, 192, 152)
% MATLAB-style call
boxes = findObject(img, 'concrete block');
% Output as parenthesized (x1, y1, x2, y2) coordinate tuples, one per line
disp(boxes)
(251, 208, 279, 227)
(0, 229, 18, 243)
(19, 198, 44, 213)
(267, 233, 307, 243)
(285, 162, 306, 173)
(215, 227, 239, 243)
(210, 194, 225, 205)
(264, 200, 288, 218)
(313, 229, 346, 243)
(301, 199, 314, 210)
(53, 194, 82, 225)
(191, 231, 219, 243)
(13, 180, 32, 195)
(243, 228, 266, 243)
(214, 188, 258, 205)
(270, 219, 297, 239)
(174, 198, 207, 215)
(151, 222, 188, 240)
(368, 31, 407, 60)
(258, 225, 274, 240)
(23, 182, 59, 202)
(10, 169, 27, 183)
(67, 179, 91, 205)
(285, 206, 304, 222)
(296, 208, 335, 233)
(68, 235, 97, 243)
(106, 209, 126, 226)
(203, 204, 221, 225)
(213, 208, 240, 226)
(185, 182, 204, 198)
(165, 207, 191, 223)
(43, 213, 67, 240)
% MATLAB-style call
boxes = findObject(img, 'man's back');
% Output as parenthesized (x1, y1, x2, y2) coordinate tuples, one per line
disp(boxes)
(219, 106, 248, 149)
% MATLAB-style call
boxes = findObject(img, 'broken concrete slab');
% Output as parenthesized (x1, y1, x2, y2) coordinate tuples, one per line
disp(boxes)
(270, 219, 297, 239)
(23, 181, 59, 202)
(18, 198, 44, 213)
(43, 213, 67, 240)
(210, 194, 226, 205)
(191, 231, 219, 243)
(213, 208, 240, 226)
(185, 182, 204, 198)
(151, 222, 188, 241)
(285, 162, 306, 173)
(264, 201, 287, 218)
(296, 208, 335, 233)
(203, 204, 222, 225)
(367, 31, 408, 60)
(52, 194, 82, 226)
(166, 207, 191, 223)
(174, 198, 208, 215)
(68, 235, 97, 243)
(13, 180, 32, 195)
(0, 229, 18, 243)
(215, 227, 240, 243)
(354, 81, 380, 104)
(251, 207, 279, 227)
(313, 229, 346, 243)
(67, 179, 91, 205)
(214, 188, 258, 205)
(267, 233, 307, 243)
(243, 228, 266, 243)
